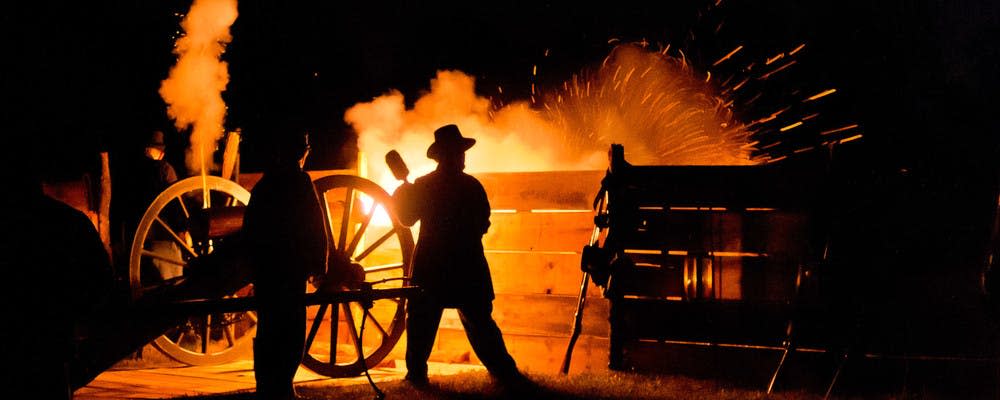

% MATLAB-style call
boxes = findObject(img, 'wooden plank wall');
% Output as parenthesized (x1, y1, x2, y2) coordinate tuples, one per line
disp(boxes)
(418, 170, 610, 373)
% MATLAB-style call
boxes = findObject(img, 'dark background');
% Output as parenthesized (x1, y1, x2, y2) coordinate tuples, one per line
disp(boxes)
(2, 0, 999, 355)
(3, 1, 995, 175)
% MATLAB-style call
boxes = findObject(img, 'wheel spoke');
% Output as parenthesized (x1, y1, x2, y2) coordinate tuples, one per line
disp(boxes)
(304, 304, 328, 352)
(154, 217, 198, 258)
(368, 311, 389, 338)
(363, 263, 404, 274)
(329, 303, 340, 365)
(342, 303, 362, 364)
(346, 200, 377, 256)
(338, 188, 355, 252)
(354, 229, 395, 262)
(321, 192, 338, 252)
(174, 195, 190, 219)
(224, 324, 236, 347)
(202, 314, 211, 354)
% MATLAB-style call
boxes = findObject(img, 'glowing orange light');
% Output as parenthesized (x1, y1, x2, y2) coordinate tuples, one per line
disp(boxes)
(624, 249, 662, 255)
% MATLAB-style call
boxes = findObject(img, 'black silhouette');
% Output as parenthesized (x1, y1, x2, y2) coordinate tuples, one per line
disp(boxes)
(393, 124, 522, 386)
(111, 129, 180, 281)
(241, 132, 328, 400)
(0, 169, 114, 399)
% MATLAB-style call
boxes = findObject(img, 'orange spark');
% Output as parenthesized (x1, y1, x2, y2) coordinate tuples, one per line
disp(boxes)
(759, 60, 797, 80)
(712, 45, 744, 66)
(780, 121, 803, 132)
(820, 124, 859, 135)
(839, 134, 863, 144)
(804, 88, 837, 102)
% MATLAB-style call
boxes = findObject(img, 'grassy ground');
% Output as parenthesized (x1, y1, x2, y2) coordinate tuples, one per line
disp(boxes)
(175, 370, 823, 400)
(169, 363, 1000, 400)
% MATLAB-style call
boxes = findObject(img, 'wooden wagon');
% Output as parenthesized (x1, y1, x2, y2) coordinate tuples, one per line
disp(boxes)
(561, 144, 839, 391)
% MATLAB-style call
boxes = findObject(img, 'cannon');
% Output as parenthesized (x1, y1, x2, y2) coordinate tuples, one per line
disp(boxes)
(63, 141, 420, 390)
(562, 144, 836, 390)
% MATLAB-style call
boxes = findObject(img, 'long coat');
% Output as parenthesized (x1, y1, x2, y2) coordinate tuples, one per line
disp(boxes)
(394, 168, 494, 307)
(242, 166, 327, 298)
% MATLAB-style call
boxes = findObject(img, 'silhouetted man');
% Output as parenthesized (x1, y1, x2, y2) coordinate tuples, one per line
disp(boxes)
(0, 168, 114, 400)
(394, 124, 521, 386)
(112, 129, 180, 281)
(241, 132, 327, 400)
(139, 130, 182, 280)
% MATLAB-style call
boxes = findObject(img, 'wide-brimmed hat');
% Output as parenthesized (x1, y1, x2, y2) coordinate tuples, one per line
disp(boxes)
(147, 130, 166, 150)
(427, 124, 476, 160)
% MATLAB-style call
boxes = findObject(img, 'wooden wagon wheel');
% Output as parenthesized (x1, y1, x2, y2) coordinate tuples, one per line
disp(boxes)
(128, 176, 257, 365)
(302, 175, 414, 378)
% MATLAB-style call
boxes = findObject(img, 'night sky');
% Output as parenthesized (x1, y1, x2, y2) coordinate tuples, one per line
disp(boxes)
(2, 1, 998, 279)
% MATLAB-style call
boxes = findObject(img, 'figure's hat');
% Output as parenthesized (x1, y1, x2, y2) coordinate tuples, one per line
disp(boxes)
(148, 130, 166, 150)
(427, 124, 475, 160)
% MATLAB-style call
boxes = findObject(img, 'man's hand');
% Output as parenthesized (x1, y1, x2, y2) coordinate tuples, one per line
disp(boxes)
(392, 182, 420, 227)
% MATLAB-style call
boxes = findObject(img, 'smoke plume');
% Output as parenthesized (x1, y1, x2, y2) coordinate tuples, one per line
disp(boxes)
(159, 0, 238, 175)
(345, 70, 605, 188)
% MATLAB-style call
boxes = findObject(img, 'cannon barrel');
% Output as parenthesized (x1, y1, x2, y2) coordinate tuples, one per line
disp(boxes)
(189, 205, 246, 240)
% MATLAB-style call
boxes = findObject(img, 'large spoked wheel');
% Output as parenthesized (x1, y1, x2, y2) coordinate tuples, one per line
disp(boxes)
(302, 175, 414, 378)
(128, 176, 257, 365)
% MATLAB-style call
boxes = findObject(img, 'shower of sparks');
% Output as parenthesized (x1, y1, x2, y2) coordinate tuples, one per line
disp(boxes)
(542, 43, 754, 166)
(534, 7, 860, 166)
(350, 3, 860, 175)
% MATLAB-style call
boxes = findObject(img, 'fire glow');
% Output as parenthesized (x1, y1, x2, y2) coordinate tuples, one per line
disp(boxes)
(346, 44, 758, 201)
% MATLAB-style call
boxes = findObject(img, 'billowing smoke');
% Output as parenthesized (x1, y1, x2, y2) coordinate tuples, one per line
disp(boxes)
(159, 0, 238, 175)
(346, 44, 754, 189)
(345, 70, 605, 188)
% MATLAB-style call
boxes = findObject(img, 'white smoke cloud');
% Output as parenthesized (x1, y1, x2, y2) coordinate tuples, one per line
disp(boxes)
(159, 0, 238, 176)
(345, 70, 604, 189)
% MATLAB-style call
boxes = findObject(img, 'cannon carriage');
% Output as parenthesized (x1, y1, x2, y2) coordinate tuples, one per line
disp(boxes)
(43, 141, 421, 391)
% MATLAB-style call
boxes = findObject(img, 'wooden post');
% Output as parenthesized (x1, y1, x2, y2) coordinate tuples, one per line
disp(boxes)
(98, 151, 112, 256)
(221, 130, 240, 182)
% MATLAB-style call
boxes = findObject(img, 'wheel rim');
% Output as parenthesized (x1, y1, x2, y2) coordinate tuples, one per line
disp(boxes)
(128, 176, 256, 365)
(302, 175, 414, 377)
